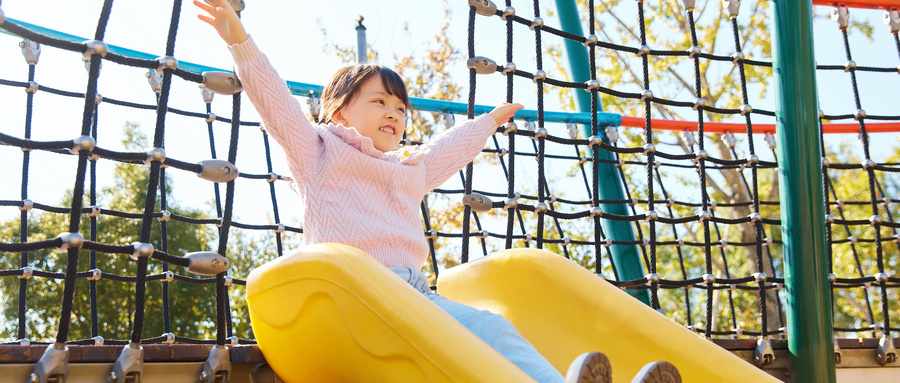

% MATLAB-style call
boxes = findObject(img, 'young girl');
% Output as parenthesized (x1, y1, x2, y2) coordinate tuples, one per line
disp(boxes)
(195, 1, 678, 382)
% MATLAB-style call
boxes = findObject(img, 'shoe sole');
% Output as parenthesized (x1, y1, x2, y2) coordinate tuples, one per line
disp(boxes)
(565, 352, 612, 383)
(632, 361, 681, 383)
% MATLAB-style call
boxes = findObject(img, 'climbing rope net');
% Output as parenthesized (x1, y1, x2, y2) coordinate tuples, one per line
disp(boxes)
(0, 0, 899, 371)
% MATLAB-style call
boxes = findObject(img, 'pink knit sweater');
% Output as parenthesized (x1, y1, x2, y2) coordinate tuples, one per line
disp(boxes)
(229, 37, 497, 268)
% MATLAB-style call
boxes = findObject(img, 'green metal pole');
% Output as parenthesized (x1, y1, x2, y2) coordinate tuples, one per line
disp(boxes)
(771, 0, 836, 381)
(555, 0, 650, 305)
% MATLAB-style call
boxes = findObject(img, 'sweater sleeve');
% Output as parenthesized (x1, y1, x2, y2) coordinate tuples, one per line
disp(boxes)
(420, 114, 498, 193)
(228, 36, 322, 178)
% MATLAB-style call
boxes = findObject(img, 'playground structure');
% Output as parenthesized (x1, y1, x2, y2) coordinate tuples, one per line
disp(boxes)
(0, 0, 900, 382)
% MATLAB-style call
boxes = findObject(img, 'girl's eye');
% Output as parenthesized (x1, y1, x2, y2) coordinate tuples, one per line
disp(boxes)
(398, 108, 406, 114)
(375, 99, 385, 104)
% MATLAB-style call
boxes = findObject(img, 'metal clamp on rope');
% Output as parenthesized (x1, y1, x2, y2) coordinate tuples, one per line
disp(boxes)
(145, 148, 166, 165)
(722, 0, 740, 19)
(832, 4, 850, 31)
(501, 6, 515, 21)
(21, 39, 41, 65)
(440, 111, 455, 129)
(834, 338, 843, 365)
(57, 232, 84, 252)
(200, 345, 232, 383)
(109, 343, 143, 383)
(468, 0, 497, 16)
(201, 71, 243, 95)
(754, 338, 775, 367)
(82, 40, 108, 60)
(21, 199, 33, 212)
(202, 87, 215, 103)
(71, 136, 96, 155)
(186, 251, 230, 276)
(764, 132, 776, 150)
(877, 336, 898, 365)
(307, 91, 321, 120)
(462, 193, 493, 212)
(886, 7, 900, 33)
(566, 121, 578, 139)
(198, 160, 239, 183)
(146, 69, 162, 94)
(466, 57, 497, 75)
(30, 342, 69, 383)
(88, 269, 102, 281)
(131, 242, 154, 260)
(156, 56, 178, 74)
(682, 0, 695, 12)
(19, 266, 34, 279)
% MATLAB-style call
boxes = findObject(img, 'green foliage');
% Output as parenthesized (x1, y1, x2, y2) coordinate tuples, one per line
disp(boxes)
(0, 123, 283, 343)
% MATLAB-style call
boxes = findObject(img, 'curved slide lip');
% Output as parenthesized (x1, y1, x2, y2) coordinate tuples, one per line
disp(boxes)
(246, 243, 537, 383)
(438, 248, 782, 383)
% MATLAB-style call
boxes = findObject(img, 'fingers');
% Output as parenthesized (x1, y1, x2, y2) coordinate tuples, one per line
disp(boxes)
(193, 0, 215, 14)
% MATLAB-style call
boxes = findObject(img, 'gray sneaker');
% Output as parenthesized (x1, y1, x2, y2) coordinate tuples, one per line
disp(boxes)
(564, 352, 612, 383)
(631, 361, 681, 383)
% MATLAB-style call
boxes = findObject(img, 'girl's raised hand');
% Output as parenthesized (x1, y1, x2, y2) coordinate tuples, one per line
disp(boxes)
(489, 103, 525, 126)
(194, 0, 249, 45)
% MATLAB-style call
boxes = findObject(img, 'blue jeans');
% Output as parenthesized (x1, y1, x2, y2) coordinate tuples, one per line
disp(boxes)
(390, 267, 564, 383)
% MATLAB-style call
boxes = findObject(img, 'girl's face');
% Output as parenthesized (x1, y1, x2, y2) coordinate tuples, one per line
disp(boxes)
(332, 75, 407, 153)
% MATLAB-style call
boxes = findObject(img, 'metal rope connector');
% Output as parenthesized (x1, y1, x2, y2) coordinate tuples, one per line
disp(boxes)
(834, 338, 843, 365)
(886, 7, 900, 34)
(57, 232, 84, 252)
(440, 111, 455, 130)
(307, 91, 321, 120)
(468, 0, 497, 17)
(20, 39, 41, 65)
(145, 147, 166, 165)
(202, 71, 243, 95)
(30, 342, 68, 383)
(566, 121, 578, 139)
(722, 0, 740, 19)
(198, 160, 239, 183)
(832, 4, 850, 31)
(131, 242, 154, 260)
(82, 40, 108, 59)
(501, 6, 515, 21)
(109, 342, 143, 383)
(156, 55, 178, 74)
(185, 251, 230, 276)
(764, 132, 776, 149)
(462, 193, 493, 212)
(682, 0, 695, 12)
(754, 338, 775, 367)
(876, 336, 898, 365)
(200, 345, 232, 383)
(146, 69, 162, 94)
(71, 136, 96, 155)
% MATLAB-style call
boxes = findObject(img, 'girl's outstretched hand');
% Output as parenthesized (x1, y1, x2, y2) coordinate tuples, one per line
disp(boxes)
(194, 0, 249, 45)
(489, 103, 525, 126)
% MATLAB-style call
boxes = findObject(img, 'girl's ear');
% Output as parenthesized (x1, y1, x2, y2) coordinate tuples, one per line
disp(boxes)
(332, 109, 346, 126)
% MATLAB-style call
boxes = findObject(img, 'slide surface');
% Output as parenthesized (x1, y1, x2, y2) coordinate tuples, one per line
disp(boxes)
(245, 243, 535, 383)
(438, 248, 781, 383)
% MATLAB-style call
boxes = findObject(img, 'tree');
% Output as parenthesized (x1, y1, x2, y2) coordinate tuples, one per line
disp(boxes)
(0, 123, 287, 343)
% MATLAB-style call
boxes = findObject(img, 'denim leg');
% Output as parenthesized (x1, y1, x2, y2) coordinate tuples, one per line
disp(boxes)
(390, 267, 564, 383)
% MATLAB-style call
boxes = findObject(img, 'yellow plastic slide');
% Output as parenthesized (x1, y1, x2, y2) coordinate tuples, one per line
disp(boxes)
(437, 248, 781, 383)
(246, 243, 536, 383)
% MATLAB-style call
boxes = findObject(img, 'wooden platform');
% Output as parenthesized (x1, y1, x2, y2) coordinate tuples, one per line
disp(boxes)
(0, 339, 898, 382)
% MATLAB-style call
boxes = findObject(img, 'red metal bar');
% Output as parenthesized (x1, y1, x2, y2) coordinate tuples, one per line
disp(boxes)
(812, 0, 900, 10)
(619, 116, 900, 134)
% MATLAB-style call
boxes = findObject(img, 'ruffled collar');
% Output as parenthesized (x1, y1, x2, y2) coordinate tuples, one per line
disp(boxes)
(322, 122, 426, 165)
